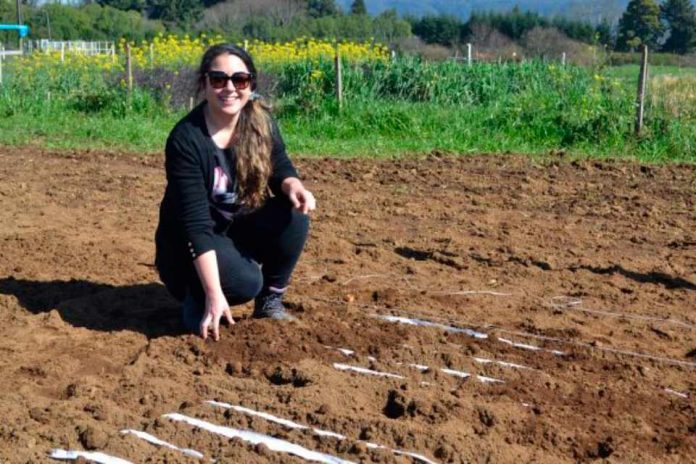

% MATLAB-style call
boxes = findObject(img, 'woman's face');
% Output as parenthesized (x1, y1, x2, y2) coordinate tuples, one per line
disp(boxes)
(204, 53, 252, 118)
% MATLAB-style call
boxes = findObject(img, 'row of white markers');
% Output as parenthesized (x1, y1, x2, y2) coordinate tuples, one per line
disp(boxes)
(49, 313, 689, 463)
(50, 399, 440, 464)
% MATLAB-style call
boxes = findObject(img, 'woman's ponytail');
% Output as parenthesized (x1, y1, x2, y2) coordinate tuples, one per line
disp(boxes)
(234, 98, 273, 209)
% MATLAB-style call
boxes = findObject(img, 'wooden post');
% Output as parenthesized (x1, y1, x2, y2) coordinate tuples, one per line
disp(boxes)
(467, 43, 472, 66)
(189, 96, 194, 110)
(635, 44, 649, 136)
(335, 48, 343, 110)
(126, 43, 133, 93)
(149, 42, 154, 67)
(561, 52, 566, 66)
(60, 42, 65, 62)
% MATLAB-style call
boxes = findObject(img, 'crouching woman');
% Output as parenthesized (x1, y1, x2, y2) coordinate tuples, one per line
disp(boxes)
(155, 44, 315, 340)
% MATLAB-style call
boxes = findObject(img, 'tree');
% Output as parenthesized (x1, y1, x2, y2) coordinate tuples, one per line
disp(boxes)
(412, 15, 462, 46)
(594, 19, 615, 48)
(96, 0, 146, 12)
(373, 8, 410, 43)
(661, 0, 696, 54)
(307, 0, 339, 18)
(350, 0, 366, 16)
(148, 0, 203, 26)
(616, 0, 663, 51)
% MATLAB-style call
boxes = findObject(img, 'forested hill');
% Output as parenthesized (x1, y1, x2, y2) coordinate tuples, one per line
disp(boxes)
(336, 0, 635, 24)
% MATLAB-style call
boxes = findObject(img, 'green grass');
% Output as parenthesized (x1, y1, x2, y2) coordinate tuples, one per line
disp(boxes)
(605, 64, 696, 83)
(0, 110, 178, 152)
(1, 59, 695, 163)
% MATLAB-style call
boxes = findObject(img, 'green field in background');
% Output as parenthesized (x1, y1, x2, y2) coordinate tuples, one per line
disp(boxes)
(1, 59, 695, 163)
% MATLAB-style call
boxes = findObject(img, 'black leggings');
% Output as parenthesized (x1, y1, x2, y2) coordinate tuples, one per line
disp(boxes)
(159, 196, 309, 305)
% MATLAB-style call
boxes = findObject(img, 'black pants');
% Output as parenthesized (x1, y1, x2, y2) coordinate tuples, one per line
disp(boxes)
(157, 196, 309, 305)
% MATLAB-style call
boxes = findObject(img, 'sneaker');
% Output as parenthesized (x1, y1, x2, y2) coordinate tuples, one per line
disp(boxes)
(253, 290, 296, 321)
(182, 292, 204, 333)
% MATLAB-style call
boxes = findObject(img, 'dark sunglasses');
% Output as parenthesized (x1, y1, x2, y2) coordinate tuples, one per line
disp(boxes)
(207, 71, 254, 90)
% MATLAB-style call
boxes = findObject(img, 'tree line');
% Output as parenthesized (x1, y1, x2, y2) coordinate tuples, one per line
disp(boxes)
(1, 0, 695, 55)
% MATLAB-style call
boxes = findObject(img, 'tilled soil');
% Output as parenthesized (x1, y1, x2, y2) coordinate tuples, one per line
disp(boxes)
(0, 146, 694, 464)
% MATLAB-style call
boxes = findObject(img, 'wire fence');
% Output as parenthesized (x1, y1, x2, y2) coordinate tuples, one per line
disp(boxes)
(23, 40, 115, 58)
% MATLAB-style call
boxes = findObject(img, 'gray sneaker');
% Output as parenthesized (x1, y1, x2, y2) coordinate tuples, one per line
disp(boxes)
(253, 290, 296, 321)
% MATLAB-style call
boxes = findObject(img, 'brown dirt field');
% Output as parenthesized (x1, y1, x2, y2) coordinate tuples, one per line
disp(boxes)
(0, 146, 694, 464)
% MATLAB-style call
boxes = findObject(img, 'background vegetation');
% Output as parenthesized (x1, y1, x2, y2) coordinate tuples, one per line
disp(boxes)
(1, 35, 694, 162)
(1, 1, 695, 163)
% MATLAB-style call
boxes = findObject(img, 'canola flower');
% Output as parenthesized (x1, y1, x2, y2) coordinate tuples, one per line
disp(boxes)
(10, 34, 389, 79)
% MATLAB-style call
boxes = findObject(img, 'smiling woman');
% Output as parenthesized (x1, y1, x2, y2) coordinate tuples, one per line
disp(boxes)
(154, 44, 316, 341)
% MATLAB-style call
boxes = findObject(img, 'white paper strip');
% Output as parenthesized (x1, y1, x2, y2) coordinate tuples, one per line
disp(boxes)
(440, 368, 504, 384)
(378, 315, 488, 339)
(206, 402, 440, 464)
(476, 375, 504, 384)
(333, 363, 405, 379)
(164, 413, 354, 464)
(206, 401, 346, 439)
(497, 337, 565, 356)
(473, 357, 532, 370)
(409, 363, 430, 371)
(393, 449, 441, 464)
(49, 449, 133, 464)
(121, 429, 204, 459)
(440, 368, 471, 379)
(665, 388, 689, 399)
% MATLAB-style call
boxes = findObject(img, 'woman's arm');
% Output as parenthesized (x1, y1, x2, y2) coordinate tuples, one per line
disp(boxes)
(193, 250, 234, 340)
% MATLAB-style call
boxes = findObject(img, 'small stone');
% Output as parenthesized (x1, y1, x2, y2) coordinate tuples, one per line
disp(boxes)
(477, 407, 497, 428)
(359, 426, 374, 440)
(255, 443, 271, 457)
(65, 383, 79, 398)
(316, 404, 331, 415)
(179, 401, 193, 410)
(348, 441, 368, 455)
(322, 274, 337, 283)
(29, 407, 49, 424)
(79, 426, 108, 450)
(225, 361, 243, 376)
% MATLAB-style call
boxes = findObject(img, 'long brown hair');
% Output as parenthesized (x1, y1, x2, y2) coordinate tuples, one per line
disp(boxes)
(197, 44, 272, 209)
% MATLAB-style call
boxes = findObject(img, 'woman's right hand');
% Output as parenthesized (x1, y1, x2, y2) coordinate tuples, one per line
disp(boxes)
(200, 289, 235, 341)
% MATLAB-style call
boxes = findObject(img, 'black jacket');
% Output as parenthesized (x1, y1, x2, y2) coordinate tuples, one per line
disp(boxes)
(155, 103, 298, 267)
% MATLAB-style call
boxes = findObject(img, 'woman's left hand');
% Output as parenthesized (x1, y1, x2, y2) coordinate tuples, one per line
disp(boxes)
(282, 178, 316, 214)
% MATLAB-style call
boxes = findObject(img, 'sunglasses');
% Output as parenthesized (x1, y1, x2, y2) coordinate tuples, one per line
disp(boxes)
(207, 71, 254, 90)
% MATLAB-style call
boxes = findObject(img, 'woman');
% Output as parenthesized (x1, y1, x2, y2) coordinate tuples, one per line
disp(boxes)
(155, 44, 315, 341)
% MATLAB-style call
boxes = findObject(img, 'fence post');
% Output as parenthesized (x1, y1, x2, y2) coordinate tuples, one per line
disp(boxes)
(467, 43, 472, 66)
(335, 47, 343, 110)
(561, 52, 566, 66)
(635, 44, 649, 136)
(111, 42, 115, 63)
(126, 43, 133, 93)
(60, 42, 65, 62)
(149, 42, 154, 67)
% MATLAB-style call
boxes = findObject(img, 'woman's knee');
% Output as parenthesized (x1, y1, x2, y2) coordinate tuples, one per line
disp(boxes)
(221, 263, 263, 304)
